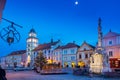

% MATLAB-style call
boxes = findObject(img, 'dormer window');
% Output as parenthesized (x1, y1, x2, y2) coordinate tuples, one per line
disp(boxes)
(109, 41, 112, 45)
(84, 48, 86, 51)
(109, 51, 113, 57)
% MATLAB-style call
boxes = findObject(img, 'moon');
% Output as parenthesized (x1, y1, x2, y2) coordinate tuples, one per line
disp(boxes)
(75, 1, 78, 5)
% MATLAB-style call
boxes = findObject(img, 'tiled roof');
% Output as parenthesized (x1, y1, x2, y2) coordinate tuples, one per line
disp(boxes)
(62, 43, 79, 49)
(88, 44, 95, 49)
(33, 40, 60, 51)
(103, 31, 120, 38)
(82, 41, 95, 49)
(55, 46, 64, 50)
(8, 50, 26, 56)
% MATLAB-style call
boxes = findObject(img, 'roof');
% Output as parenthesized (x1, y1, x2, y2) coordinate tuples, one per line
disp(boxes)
(33, 40, 60, 51)
(103, 30, 120, 38)
(82, 41, 95, 49)
(55, 46, 64, 50)
(8, 50, 26, 56)
(29, 28, 36, 33)
(62, 43, 79, 49)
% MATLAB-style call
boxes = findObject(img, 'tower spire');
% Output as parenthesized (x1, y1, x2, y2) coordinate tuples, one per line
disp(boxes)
(97, 17, 103, 48)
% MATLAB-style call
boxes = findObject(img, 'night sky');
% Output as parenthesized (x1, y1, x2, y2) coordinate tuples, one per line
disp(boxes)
(0, 0, 120, 56)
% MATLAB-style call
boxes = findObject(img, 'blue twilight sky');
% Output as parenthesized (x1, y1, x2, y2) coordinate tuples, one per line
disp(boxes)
(0, 0, 120, 56)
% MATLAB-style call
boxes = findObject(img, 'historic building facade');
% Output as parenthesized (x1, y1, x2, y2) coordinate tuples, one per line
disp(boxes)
(26, 28, 38, 67)
(77, 41, 95, 67)
(103, 30, 120, 70)
(53, 46, 63, 65)
(33, 39, 61, 64)
(0, 50, 26, 68)
(62, 43, 79, 68)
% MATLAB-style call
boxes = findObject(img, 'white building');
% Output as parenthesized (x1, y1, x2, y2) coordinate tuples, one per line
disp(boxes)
(26, 28, 38, 67)
(1, 50, 26, 68)
(0, 56, 6, 68)
(33, 39, 61, 64)
(53, 46, 63, 65)
(62, 43, 79, 68)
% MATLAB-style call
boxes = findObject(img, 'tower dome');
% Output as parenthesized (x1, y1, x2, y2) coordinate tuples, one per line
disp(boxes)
(29, 28, 36, 37)
(29, 28, 36, 34)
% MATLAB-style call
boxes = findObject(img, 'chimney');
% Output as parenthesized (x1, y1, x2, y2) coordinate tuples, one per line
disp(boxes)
(51, 38, 53, 43)
(73, 41, 75, 44)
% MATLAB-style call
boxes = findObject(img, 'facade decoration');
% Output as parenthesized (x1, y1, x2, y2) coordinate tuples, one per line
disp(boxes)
(62, 42, 79, 68)
(77, 41, 95, 67)
(90, 18, 111, 73)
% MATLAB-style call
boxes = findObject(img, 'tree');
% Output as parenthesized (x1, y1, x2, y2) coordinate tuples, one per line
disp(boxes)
(35, 51, 47, 71)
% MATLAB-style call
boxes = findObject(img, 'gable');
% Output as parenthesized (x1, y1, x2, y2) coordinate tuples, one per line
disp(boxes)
(79, 43, 92, 51)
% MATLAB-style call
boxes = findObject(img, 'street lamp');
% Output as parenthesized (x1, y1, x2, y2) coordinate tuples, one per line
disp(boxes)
(0, 18, 23, 45)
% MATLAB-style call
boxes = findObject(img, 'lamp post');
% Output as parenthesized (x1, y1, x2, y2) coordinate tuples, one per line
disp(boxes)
(0, 18, 23, 45)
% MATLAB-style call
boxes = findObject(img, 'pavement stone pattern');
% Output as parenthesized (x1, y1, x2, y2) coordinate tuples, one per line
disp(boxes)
(6, 70, 119, 80)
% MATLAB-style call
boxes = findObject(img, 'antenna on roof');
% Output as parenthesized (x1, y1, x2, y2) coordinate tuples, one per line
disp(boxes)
(51, 33, 54, 43)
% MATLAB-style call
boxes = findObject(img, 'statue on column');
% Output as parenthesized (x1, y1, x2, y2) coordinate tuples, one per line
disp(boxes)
(90, 18, 111, 74)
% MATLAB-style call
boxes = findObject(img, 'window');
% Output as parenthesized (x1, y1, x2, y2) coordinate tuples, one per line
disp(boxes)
(48, 57, 50, 59)
(56, 52, 58, 55)
(92, 56, 94, 63)
(71, 49, 75, 54)
(79, 54, 81, 59)
(28, 44, 30, 47)
(109, 41, 112, 45)
(48, 50, 50, 53)
(85, 54, 88, 58)
(28, 53, 30, 55)
(44, 50, 46, 54)
(71, 56, 75, 60)
(109, 51, 113, 57)
(64, 50, 67, 54)
(64, 57, 67, 60)
(84, 48, 86, 51)
(56, 58, 58, 61)
(90, 53, 92, 57)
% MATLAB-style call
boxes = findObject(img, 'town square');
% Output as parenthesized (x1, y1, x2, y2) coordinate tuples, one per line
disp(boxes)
(0, 0, 120, 80)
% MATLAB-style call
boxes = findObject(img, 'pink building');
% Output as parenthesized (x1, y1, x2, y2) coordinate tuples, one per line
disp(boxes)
(103, 30, 120, 70)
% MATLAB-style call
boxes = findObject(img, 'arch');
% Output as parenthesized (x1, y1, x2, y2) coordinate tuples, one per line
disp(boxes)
(78, 61, 85, 67)
(71, 62, 76, 68)
(64, 62, 68, 68)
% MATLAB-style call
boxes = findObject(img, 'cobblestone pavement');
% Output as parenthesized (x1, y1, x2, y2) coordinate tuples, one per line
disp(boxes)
(6, 70, 119, 80)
